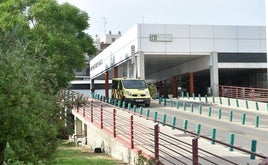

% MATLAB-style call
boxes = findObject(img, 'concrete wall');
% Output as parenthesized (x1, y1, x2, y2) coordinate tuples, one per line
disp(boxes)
(73, 113, 137, 164)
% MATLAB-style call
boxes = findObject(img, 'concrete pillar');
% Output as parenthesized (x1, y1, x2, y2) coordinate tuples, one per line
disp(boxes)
(114, 66, 118, 78)
(137, 51, 145, 79)
(104, 71, 109, 99)
(172, 76, 177, 98)
(127, 60, 131, 78)
(189, 72, 194, 96)
(75, 117, 83, 136)
(83, 123, 87, 136)
(210, 52, 219, 96)
(133, 58, 137, 78)
(90, 78, 95, 97)
(131, 45, 136, 78)
(82, 121, 85, 136)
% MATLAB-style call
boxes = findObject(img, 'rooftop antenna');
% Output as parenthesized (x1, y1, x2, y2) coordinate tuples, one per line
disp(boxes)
(103, 17, 107, 35)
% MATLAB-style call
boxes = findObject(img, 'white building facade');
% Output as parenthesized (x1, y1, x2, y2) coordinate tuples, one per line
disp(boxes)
(90, 24, 267, 97)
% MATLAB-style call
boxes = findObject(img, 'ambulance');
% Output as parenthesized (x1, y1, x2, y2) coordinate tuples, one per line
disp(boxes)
(111, 78, 151, 107)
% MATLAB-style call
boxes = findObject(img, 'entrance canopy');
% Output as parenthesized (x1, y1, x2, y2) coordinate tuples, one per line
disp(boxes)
(90, 23, 266, 82)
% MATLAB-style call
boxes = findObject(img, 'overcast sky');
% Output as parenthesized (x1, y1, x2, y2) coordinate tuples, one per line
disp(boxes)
(57, 0, 265, 39)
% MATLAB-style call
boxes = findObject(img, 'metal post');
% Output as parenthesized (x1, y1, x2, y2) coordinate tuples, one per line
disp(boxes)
(133, 105, 137, 113)
(199, 105, 202, 114)
(229, 111, 233, 122)
(153, 111, 158, 122)
(192, 136, 199, 165)
(256, 102, 259, 110)
(183, 120, 188, 133)
(146, 109, 150, 119)
(118, 100, 121, 107)
(208, 107, 212, 117)
(183, 102, 187, 111)
(229, 133, 235, 151)
(176, 100, 179, 109)
(236, 99, 239, 107)
(218, 108, 222, 119)
(255, 116, 259, 128)
(122, 101, 126, 109)
(196, 124, 201, 134)
(162, 114, 167, 126)
(211, 128, 216, 144)
(245, 100, 249, 109)
(130, 115, 134, 149)
(100, 104, 103, 129)
(171, 117, 176, 129)
(113, 109, 116, 137)
(221, 86, 224, 97)
(90, 100, 93, 122)
(154, 124, 159, 162)
(191, 103, 194, 113)
(139, 107, 143, 116)
(250, 140, 257, 159)
(128, 103, 131, 110)
(242, 113, 246, 125)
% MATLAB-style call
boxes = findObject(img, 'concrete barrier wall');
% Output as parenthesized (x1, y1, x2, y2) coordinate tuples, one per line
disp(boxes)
(74, 113, 137, 164)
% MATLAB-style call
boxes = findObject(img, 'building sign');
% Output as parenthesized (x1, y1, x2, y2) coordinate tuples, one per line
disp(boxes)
(149, 34, 173, 42)
(90, 59, 103, 71)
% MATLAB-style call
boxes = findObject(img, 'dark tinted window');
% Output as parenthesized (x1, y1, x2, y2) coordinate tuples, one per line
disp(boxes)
(122, 80, 147, 89)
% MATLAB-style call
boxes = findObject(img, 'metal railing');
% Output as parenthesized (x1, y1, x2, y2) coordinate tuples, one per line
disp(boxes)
(60, 90, 268, 164)
(220, 85, 268, 102)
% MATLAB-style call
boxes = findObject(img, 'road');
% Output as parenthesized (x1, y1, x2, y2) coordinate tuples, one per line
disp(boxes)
(132, 99, 268, 156)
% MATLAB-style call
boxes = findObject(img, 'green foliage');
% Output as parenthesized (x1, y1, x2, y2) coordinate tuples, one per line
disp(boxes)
(0, 0, 97, 163)
(0, 0, 97, 88)
(136, 151, 153, 165)
(0, 27, 62, 164)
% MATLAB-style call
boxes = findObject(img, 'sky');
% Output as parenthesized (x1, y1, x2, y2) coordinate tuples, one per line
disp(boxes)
(57, 0, 266, 39)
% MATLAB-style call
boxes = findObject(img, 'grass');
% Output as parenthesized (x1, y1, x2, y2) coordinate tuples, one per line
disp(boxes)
(55, 140, 123, 165)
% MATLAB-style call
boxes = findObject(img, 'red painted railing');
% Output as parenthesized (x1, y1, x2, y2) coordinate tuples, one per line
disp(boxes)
(220, 85, 268, 102)
(62, 90, 268, 164)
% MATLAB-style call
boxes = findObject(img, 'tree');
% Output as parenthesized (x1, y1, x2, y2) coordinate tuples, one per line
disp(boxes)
(0, 0, 97, 88)
(0, 26, 61, 164)
(29, 0, 97, 87)
(0, 0, 96, 164)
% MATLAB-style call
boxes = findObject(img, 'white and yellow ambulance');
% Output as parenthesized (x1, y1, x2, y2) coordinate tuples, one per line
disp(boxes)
(111, 78, 151, 107)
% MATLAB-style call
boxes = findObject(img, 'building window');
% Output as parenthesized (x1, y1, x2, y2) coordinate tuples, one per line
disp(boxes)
(112, 38, 116, 42)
